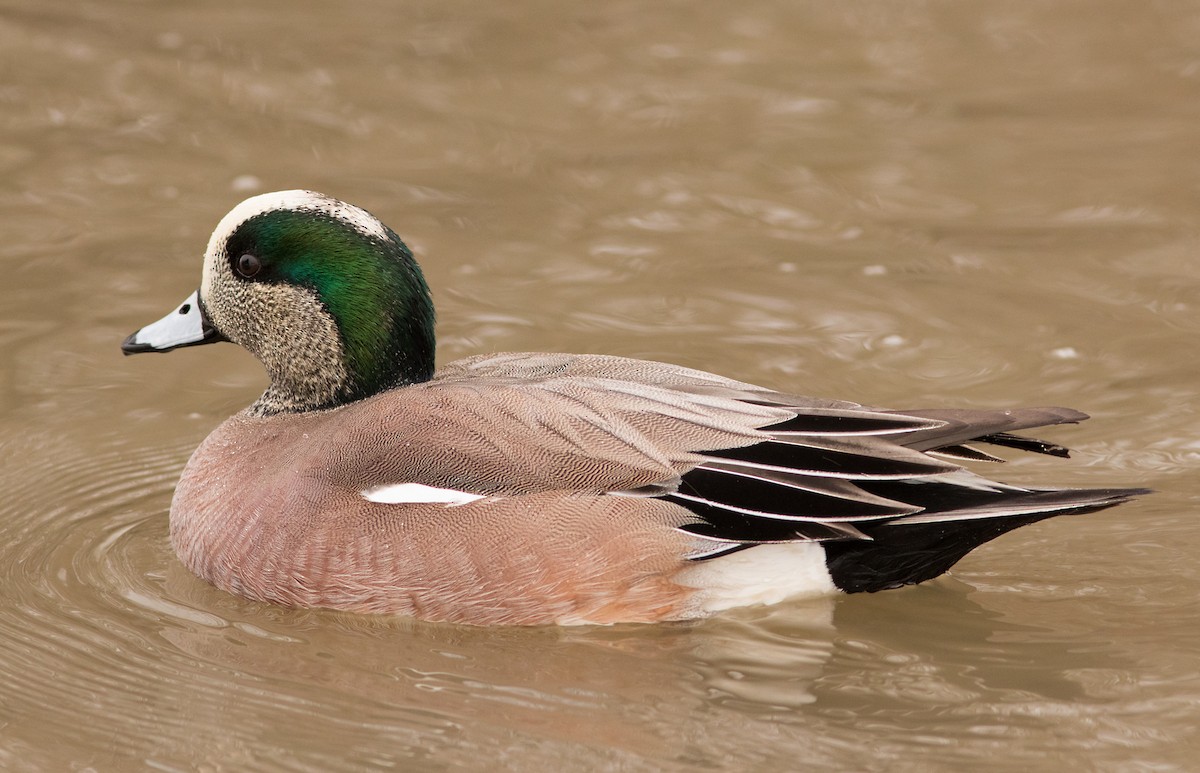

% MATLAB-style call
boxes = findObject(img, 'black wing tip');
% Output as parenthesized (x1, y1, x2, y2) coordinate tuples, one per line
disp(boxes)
(1006, 406, 1091, 425)
(664, 399, 1146, 567)
(978, 432, 1073, 458)
(1106, 486, 1154, 501)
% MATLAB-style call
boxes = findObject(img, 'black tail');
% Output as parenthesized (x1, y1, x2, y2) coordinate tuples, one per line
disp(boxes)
(821, 487, 1149, 593)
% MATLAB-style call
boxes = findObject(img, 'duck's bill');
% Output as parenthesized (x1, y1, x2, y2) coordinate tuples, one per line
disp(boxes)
(121, 289, 228, 355)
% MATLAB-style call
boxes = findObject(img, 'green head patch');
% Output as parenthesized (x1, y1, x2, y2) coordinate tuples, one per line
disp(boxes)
(225, 207, 436, 403)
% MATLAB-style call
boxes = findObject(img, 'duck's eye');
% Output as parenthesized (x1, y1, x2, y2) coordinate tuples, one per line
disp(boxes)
(235, 253, 262, 279)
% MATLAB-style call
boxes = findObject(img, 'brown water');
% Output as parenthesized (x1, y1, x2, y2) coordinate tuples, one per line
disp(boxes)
(1, 1, 1197, 769)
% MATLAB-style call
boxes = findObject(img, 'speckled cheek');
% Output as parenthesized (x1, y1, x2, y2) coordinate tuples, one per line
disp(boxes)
(199, 244, 224, 307)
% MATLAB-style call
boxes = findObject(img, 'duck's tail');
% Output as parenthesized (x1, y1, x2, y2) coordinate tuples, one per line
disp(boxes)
(819, 484, 1148, 592)
(668, 402, 1150, 591)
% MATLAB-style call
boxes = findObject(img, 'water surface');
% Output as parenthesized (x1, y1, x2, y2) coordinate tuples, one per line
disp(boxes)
(1, 2, 1197, 770)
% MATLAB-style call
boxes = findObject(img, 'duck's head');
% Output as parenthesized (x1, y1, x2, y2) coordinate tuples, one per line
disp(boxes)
(123, 190, 436, 416)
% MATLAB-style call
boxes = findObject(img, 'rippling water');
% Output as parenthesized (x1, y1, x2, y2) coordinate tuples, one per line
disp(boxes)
(2, 1, 1198, 769)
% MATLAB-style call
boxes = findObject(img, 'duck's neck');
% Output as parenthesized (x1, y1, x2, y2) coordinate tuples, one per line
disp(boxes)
(246, 341, 436, 417)
(244, 301, 437, 418)
(247, 385, 341, 417)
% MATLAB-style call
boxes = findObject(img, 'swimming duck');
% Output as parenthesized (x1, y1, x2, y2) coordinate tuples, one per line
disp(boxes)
(122, 191, 1148, 626)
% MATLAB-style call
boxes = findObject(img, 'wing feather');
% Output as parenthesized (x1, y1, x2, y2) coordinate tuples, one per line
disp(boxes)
(327, 353, 1145, 560)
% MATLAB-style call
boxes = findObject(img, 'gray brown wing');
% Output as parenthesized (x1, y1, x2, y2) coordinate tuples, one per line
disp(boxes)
(329, 353, 1142, 552)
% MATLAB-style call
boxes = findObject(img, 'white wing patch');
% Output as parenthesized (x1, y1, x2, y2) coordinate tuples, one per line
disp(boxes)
(362, 483, 486, 506)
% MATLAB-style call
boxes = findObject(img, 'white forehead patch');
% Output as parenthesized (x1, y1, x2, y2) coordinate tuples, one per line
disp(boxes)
(204, 190, 389, 258)
(201, 190, 390, 299)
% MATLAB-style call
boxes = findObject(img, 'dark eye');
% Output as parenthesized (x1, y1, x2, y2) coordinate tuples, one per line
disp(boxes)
(235, 253, 262, 279)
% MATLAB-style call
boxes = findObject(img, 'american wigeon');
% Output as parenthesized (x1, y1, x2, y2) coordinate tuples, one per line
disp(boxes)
(122, 191, 1148, 626)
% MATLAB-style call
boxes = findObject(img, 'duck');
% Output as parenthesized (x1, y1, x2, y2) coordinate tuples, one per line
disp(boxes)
(122, 190, 1149, 626)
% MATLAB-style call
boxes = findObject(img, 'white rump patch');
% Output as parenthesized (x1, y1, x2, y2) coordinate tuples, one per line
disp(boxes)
(362, 483, 485, 506)
(676, 542, 838, 614)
